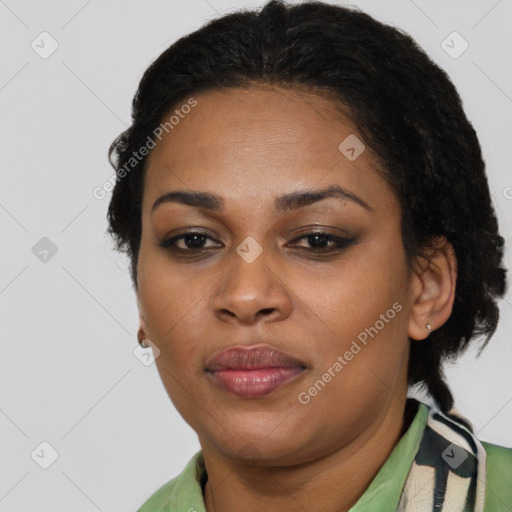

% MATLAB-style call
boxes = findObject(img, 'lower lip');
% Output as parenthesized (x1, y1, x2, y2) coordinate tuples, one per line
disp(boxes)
(207, 367, 305, 398)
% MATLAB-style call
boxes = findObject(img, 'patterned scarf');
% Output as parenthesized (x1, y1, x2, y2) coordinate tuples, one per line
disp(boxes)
(397, 405, 487, 511)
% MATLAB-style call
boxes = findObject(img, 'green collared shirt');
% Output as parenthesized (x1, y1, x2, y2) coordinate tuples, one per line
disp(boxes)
(138, 401, 512, 511)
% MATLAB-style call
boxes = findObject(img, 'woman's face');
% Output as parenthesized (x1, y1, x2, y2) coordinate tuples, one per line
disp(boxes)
(137, 86, 415, 465)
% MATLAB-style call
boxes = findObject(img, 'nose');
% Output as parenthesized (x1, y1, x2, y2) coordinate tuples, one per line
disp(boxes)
(211, 246, 293, 325)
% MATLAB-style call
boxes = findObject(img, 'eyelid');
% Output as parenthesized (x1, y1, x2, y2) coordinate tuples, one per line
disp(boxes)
(285, 224, 351, 237)
(288, 231, 355, 250)
(159, 224, 349, 243)
(158, 229, 222, 249)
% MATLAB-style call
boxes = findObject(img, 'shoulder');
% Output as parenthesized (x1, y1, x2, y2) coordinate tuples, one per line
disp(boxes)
(481, 440, 512, 511)
(482, 440, 512, 464)
(136, 450, 205, 512)
(137, 476, 179, 512)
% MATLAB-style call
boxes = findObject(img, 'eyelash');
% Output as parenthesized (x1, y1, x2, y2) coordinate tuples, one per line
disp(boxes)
(158, 230, 355, 257)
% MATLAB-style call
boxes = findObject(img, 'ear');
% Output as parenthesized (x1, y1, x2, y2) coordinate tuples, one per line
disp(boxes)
(407, 237, 457, 341)
(136, 294, 149, 343)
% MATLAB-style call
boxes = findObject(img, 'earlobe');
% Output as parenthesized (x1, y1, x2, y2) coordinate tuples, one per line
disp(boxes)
(137, 296, 150, 347)
(137, 323, 152, 349)
(407, 237, 457, 341)
(137, 326, 148, 345)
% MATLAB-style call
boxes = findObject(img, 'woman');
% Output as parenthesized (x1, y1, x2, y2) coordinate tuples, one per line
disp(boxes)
(107, 1, 511, 510)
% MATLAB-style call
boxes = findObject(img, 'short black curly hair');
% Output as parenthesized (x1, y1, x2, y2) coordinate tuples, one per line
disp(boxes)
(107, 0, 507, 415)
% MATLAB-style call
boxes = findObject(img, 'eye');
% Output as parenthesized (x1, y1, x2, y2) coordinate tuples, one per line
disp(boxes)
(159, 231, 222, 253)
(158, 229, 355, 258)
(288, 231, 355, 253)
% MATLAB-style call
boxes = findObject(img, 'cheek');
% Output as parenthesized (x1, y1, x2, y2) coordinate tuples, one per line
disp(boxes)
(138, 266, 211, 369)
(137, 234, 229, 383)
(305, 242, 409, 380)
(137, 269, 219, 429)
(316, 244, 407, 330)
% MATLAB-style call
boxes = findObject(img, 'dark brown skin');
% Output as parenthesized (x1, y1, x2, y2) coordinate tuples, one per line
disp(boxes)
(136, 85, 457, 512)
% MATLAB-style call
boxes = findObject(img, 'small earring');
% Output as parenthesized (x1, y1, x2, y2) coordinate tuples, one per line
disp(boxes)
(138, 338, 150, 348)
(425, 324, 432, 335)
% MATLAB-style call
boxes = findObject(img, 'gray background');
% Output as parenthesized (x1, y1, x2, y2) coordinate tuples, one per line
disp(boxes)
(1, 0, 511, 510)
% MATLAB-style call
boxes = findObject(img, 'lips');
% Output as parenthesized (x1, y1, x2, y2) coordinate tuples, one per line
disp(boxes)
(205, 345, 307, 398)
(205, 345, 306, 371)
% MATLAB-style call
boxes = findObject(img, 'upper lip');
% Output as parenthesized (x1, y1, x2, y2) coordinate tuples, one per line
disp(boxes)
(205, 344, 307, 371)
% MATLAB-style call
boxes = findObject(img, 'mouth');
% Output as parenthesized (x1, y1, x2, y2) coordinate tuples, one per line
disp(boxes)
(205, 344, 307, 398)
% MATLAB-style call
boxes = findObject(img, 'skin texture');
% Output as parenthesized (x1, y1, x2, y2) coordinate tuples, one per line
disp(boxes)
(136, 85, 457, 512)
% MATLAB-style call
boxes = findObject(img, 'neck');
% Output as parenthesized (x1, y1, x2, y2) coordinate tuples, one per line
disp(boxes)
(202, 397, 416, 512)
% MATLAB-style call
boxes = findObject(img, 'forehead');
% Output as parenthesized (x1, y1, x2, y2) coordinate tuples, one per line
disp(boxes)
(143, 85, 393, 209)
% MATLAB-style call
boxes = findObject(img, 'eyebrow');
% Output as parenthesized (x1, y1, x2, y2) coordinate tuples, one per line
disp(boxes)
(151, 184, 372, 214)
